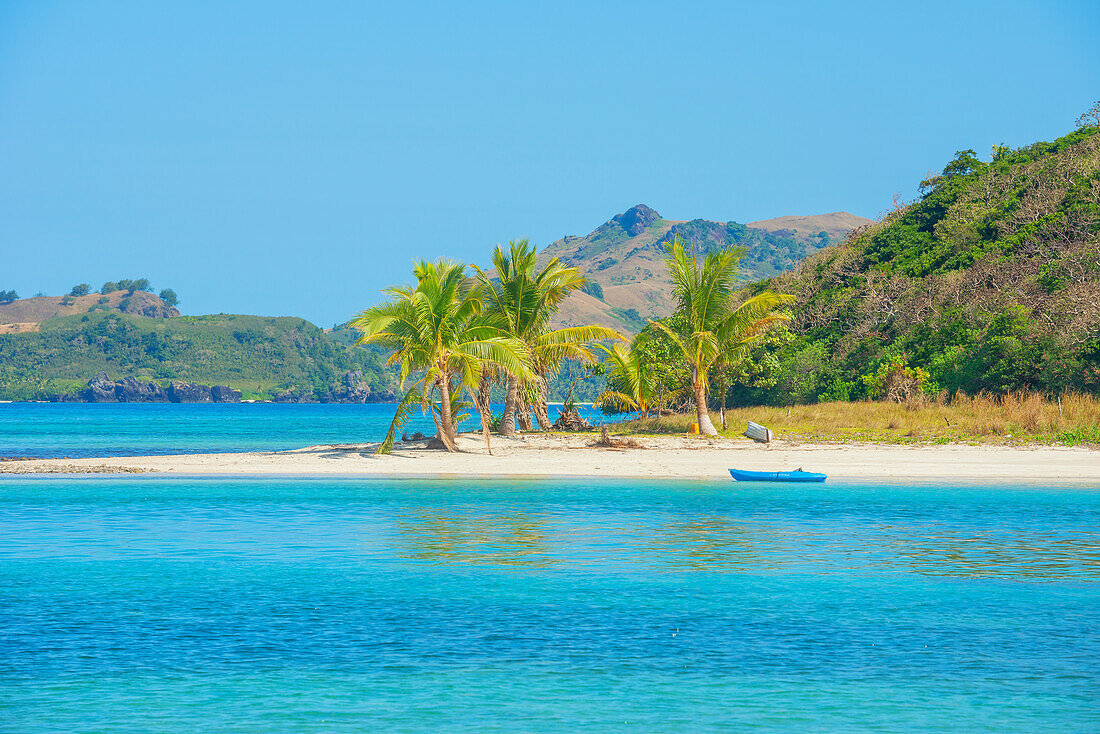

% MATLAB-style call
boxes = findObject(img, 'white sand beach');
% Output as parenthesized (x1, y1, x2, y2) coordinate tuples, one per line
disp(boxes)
(2, 433, 1096, 481)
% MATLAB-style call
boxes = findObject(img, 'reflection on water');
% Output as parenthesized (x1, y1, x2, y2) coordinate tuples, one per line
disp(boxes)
(397, 510, 553, 567)
(378, 484, 1100, 581)
(647, 519, 794, 571)
(891, 530, 1100, 580)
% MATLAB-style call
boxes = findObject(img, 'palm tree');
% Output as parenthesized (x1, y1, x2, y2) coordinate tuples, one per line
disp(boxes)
(594, 336, 678, 418)
(652, 235, 793, 436)
(351, 259, 531, 453)
(474, 239, 624, 434)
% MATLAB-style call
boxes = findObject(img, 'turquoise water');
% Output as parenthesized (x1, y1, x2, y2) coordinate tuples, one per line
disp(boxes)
(0, 403, 617, 458)
(2, 477, 1099, 731)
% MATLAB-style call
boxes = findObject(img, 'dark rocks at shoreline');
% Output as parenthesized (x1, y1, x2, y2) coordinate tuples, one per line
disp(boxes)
(271, 386, 314, 403)
(45, 370, 394, 404)
(84, 373, 125, 402)
(50, 373, 241, 403)
(210, 385, 241, 402)
(167, 381, 213, 403)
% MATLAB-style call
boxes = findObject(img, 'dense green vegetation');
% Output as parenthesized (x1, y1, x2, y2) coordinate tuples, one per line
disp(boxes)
(724, 123, 1100, 406)
(660, 220, 835, 279)
(0, 311, 398, 401)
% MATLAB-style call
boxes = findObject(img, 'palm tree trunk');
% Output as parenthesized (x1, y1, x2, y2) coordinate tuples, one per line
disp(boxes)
(476, 370, 493, 454)
(517, 401, 533, 431)
(533, 374, 552, 430)
(719, 372, 727, 432)
(693, 367, 718, 437)
(499, 373, 519, 436)
(437, 377, 459, 452)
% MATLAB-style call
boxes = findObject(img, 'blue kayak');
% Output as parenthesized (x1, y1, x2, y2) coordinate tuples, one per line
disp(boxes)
(730, 468, 827, 483)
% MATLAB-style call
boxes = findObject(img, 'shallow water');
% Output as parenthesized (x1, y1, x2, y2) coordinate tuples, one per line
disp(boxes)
(2, 477, 1099, 731)
(0, 402, 617, 458)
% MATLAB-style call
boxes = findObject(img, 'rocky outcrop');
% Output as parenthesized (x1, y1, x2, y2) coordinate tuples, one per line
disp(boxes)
(167, 381, 212, 403)
(84, 373, 122, 402)
(276, 371, 396, 403)
(117, 376, 168, 402)
(612, 204, 660, 236)
(52, 373, 240, 403)
(271, 386, 315, 403)
(117, 290, 181, 319)
(317, 370, 372, 403)
(211, 385, 243, 402)
(341, 370, 371, 402)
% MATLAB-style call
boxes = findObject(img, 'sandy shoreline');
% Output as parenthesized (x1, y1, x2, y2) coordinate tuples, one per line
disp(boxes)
(1, 434, 1097, 481)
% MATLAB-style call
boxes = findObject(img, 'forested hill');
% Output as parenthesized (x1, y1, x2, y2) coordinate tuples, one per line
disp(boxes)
(0, 311, 400, 402)
(540, 205, 871, 333)
(742, 123, 1100, 404)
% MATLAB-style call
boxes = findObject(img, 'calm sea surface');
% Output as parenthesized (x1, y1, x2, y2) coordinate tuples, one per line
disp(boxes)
(0, 402, 618, 459)
(2, 476, 1099, 731)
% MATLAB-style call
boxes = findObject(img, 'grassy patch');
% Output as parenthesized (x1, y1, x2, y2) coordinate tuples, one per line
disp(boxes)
(609, 393, 1100, 446)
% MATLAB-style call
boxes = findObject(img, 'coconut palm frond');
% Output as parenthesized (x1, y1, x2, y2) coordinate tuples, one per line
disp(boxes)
(595, 389, 639, 413)
(455, 337, 534, 382)
(378, 385, 424, 455)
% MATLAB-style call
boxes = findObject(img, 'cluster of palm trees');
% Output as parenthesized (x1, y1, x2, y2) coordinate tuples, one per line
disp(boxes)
(353, 235, 791, 452)
(351, 240, 620, 453)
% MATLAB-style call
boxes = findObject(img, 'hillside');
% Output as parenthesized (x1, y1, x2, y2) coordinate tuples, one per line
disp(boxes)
(0, 290, 179, 332)
(0, 311, 399, 402)
(540, 204, 872, 332)
(738, 124, 1100, 404)
(746, 212, 872, 240)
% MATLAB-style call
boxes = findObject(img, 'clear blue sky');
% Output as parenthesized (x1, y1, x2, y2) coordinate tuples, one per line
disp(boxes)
(2, 0, 1098, 325)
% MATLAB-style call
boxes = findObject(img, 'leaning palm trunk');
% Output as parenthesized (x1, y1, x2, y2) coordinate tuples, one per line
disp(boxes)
(693, 368, 718, 436)
(533, 374, 552, 430)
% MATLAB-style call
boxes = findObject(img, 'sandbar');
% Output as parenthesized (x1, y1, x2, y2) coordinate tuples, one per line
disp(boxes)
(2, 434, 1096, 482)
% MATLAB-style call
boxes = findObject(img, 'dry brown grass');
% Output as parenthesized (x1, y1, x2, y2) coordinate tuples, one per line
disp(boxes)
(612, 392, 1100, 445)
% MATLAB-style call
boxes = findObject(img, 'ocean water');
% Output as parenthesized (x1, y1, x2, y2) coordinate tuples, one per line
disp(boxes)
(0, 402, 618, 459)
(2, 476, 1098, 732)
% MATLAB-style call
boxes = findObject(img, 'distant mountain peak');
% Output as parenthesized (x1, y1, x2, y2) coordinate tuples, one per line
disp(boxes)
(612, 204, 661, 236)
(542, 205, 868, 334)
